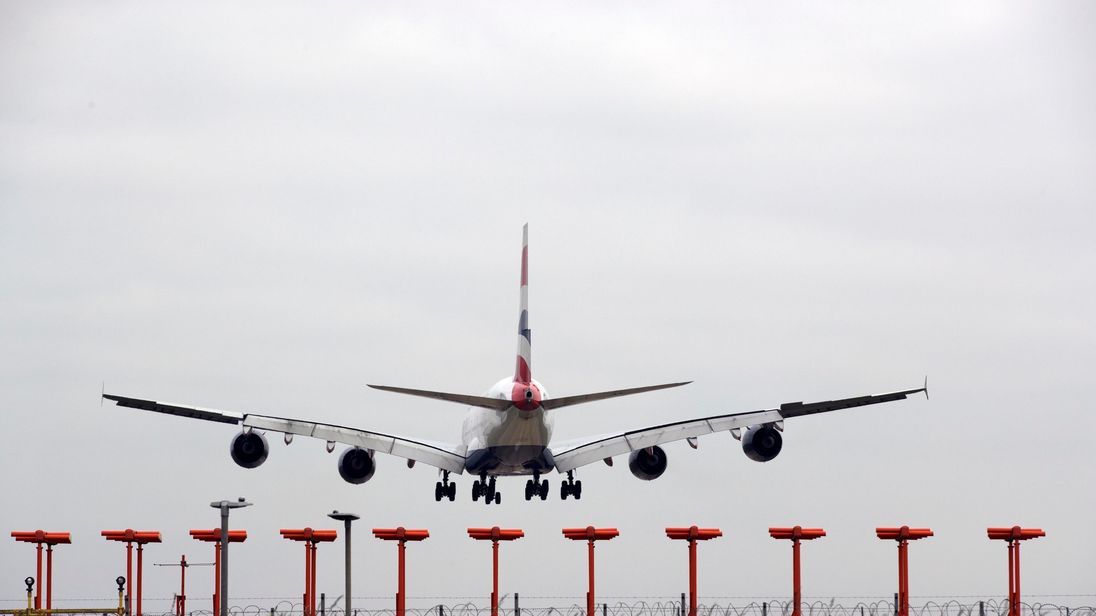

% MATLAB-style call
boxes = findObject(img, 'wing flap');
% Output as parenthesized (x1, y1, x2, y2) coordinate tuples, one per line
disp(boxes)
(551, 409, 782, 471)
(102, 394, 242, 424)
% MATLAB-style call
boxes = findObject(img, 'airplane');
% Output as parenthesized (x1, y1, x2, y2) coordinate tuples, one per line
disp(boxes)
(103, 224, 927, 505)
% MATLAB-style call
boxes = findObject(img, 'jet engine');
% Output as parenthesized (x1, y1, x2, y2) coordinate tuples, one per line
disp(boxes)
(230, 431, 269, 468)
(741, 424, 782, 462)
(338, 447, 376, 484)
(628, 446, 668, 480)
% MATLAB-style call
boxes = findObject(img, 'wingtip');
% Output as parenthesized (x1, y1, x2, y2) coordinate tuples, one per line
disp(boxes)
(923, 375, 929, 400)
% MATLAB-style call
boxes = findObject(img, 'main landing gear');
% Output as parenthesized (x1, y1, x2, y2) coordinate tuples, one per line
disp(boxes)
(560, 470, 582, 500)
(471, 472, 502, 505)
(434, 471, 457, 502)
(524, 472, 549, 501)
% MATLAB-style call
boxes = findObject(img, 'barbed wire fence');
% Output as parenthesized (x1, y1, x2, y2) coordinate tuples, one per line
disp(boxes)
(108, 599, 1096, 616)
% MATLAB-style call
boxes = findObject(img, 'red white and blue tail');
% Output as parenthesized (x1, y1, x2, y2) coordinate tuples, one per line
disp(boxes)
(514, 224, 532, 384)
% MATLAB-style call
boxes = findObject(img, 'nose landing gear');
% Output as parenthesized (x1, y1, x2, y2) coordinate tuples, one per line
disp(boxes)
(560, 470, 582, 500)
(472, 472, 501, 505)
(524, 472, 549, 501)
(434, 471, 457, 502)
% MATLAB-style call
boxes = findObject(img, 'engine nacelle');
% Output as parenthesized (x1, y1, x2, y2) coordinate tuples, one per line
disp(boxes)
(742, 424, 782, 462)
(628, 446, 668, 480)
(230, 431, 269, 469)
(338, 447, 376, 484)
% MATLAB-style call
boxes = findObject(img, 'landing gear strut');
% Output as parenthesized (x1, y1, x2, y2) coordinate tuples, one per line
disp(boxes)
(471, 472, 501, 505)
(434, 470, 457, 502)
(524, 471, 549, 501)
(560, 470, 582, 500)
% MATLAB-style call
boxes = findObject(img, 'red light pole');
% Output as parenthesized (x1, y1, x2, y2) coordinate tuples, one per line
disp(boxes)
(373, 527, 430, 616)
(562, 527, 620, 616)
(102, 530, 162, 616)
(190, 529, 247, 614)
(666, 526, 722, 616)
(876, 526, 933, 616)
(988, 526, 1045, 616)
(280, 528, 338, 616)
(769, 527, 826, 616)
(468, 527, 525, 616)
(11, 530, 71, 611)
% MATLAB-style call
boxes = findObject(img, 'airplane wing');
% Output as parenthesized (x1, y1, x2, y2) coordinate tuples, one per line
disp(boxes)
(102, 394, 467, 474)
(549, 384, 927, 472)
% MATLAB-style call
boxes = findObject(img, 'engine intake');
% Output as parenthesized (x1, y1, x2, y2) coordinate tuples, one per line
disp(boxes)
(338, 447, 376, 484)
(742, 424, 782, 462)
(628, 446, 668, 481)
(230, 431, 269, 469)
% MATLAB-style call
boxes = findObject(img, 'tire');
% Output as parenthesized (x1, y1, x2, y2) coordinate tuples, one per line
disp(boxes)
(434, 482, 443, 502)
(574, 480, 583, 500)
(560, 482, 569, 500)
(524, 481, 533, 501)
(495, 492, 502, 505)
(448, 482, 457, 501)
(472, 480, 481, 501)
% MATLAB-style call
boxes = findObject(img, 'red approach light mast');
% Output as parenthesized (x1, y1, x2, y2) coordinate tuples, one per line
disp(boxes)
(876, 526, 933, 616)
(562, 527, 620, 616)
(988, 526, 1045, 616)
(468, 528, 525, 616)
(665, 526, 722, 616)
(280, 528, 338, 616)
(373, 527, 430, 616)
(769, 527, 826, 616)
(190, 529, 247, 614)
(101, 530, 162, 616)
(11, 530, 72, 611)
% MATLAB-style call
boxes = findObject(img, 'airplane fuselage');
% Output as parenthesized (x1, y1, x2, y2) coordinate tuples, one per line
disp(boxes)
(461, 377, 556, 475)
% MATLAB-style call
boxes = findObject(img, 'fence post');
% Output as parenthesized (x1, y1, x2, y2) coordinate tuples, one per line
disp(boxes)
(515, 593, 520, 616)
(269, 607, 274, 616)
(681, 593, 687, 616)
(438, 604, 444, 616)
(979, 602, 984, 616)
(763, 603, 768, 616)
(894, 594, 899, 616)
(320, 593, 325, 616)
(860, 607, 864, 616)
(603, 604, 608, 616)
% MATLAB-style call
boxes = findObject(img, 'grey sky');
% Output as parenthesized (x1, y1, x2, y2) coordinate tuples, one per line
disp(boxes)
(2, 0, 1094, 609)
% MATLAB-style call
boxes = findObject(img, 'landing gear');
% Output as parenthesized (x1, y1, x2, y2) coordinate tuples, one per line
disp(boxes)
(560, 470, 582, 500)
(524, 472, 549, 501)
(472, 473, 501, 505)
(435, 471, 457, 502)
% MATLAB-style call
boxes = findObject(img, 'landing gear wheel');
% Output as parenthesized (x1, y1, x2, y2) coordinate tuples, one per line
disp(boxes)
(434, 482, 443, 502)
(472, 480, 482, 501)
(494, 492, 502, 505)
(574, 480, 583, 500)
(539, 479, 548, 501)
(447, 482, 457, 501)
(524, 480, 534, 501)
(561, 482, 570, 500)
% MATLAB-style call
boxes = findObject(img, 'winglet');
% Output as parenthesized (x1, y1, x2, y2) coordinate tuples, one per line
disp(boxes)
(100, 381, 105, 407)
(923, 375, 929, 400)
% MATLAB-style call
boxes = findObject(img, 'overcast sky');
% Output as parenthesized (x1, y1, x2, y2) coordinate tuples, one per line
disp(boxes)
(2, 1, 1094, 611)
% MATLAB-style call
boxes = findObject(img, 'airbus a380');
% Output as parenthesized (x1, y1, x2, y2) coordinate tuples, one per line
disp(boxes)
(103, 225, 927, 505)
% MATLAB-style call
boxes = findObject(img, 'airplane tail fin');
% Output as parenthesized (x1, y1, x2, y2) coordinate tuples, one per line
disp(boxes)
(514, 224, 532, 384)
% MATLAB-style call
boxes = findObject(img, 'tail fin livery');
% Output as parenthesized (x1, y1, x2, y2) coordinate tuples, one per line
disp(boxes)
(514, 224, 532, 384)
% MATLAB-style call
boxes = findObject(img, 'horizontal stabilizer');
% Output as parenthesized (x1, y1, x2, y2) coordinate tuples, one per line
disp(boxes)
(540, 381, 691, 410)
(367, 384, 511, 410)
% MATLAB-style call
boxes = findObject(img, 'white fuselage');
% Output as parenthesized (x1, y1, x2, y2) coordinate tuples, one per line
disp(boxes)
(460, 377, 555, 475)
